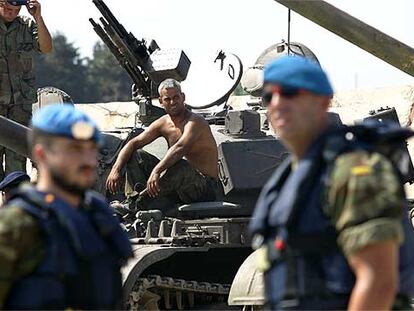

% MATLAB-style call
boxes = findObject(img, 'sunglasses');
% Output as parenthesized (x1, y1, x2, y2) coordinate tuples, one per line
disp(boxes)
(262, 86, 303, 105)
(6, 0, 27, 6)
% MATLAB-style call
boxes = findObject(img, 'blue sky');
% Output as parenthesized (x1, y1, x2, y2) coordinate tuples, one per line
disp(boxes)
(33, 0, 414, 91)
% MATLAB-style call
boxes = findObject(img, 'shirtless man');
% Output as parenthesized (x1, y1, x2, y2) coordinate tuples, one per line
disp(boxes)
(106, 79, 221, 210)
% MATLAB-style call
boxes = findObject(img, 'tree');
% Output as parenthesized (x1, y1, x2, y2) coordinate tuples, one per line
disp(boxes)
(35, 33, 132, 103)
(35, 32, 91, 103)
(85, 42, 132, 103)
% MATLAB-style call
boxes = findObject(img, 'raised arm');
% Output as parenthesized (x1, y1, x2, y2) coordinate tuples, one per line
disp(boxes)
(106, 121, 162, 193)
(27, 0, 52, 53)
(146, 117, 203, 197)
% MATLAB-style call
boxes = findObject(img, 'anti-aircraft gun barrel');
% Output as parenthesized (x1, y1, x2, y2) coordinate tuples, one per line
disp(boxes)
(275, 0, 414, 77)
(90, 0, 152, 97)
(90, 0, 191, 106)
(0, 116, 30, 159)
(92, 0, 129, 40)
(89, 18, 145, 89)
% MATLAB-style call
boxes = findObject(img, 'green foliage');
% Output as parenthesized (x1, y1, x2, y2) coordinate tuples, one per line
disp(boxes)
(86, 42, 132, 102)
(35, 32, 132, 103)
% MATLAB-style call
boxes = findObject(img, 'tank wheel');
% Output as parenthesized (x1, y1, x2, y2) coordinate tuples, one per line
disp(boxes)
(126, 275, 232, 310)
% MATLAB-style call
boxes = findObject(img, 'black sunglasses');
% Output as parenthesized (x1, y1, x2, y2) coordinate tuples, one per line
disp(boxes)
(262, 87, 302, 105)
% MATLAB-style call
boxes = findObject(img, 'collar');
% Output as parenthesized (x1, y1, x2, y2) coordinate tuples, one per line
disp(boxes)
(300, 124, 343, 162)
(0, 16, 21, 32)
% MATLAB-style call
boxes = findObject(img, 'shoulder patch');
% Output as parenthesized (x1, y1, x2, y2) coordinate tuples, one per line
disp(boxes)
(351, 165, 373, 176)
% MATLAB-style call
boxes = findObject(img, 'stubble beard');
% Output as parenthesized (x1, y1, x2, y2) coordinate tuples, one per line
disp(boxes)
(49, 165, 94, 198)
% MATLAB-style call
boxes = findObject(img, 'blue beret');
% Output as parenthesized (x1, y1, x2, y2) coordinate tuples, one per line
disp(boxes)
(264, 55, 333, 96)
(0, 171, 30, 191)
(32, 104, 101, 143)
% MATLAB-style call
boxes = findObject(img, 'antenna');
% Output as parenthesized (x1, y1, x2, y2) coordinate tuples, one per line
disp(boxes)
(287, 9, 292, 54)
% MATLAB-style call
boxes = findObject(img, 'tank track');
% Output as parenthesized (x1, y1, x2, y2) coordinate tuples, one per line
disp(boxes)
(127, 275, 231, 310)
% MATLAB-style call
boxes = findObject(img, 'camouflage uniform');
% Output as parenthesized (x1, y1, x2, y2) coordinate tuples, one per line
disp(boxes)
(325, 150, 404, 256)
(0, 16, 40, 179)
(0, 206, 43, 307)
(125, 149, 221, 212)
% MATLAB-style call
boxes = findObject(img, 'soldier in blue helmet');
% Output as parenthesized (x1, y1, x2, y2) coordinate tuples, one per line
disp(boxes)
(0, 171, 30, 202)
(0, 104, 133, 309)
(250, 55, 414, 309)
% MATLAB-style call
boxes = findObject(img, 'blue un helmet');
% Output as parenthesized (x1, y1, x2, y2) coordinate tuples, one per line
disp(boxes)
(264, 55, 334, 97)
(31, 104, 102, 144)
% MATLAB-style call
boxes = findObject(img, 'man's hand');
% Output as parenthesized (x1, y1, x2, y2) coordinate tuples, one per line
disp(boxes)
(106, 168, 123, 194)
(146, 170, 160, 198)
(26, 0, 41, 20)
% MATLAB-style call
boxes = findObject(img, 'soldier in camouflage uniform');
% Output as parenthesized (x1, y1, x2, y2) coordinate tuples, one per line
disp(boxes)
(106, 78, 221, 214)
(0, 0, 52, 179)
(249, 56, 414, 310)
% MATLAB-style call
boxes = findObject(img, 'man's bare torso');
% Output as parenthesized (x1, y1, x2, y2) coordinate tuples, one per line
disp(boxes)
(158, 112, 218, 178)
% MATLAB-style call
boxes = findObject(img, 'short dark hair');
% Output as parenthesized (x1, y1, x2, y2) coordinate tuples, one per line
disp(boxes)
(28, 128, 60, 150)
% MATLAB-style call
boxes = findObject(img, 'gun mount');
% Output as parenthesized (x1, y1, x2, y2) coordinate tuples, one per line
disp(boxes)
(89, 0, 191, 124)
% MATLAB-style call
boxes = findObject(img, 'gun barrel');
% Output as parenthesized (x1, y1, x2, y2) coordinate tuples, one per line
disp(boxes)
(90, 17, 151, 95)
(0, 116, 31, 159)
(90, 18, 123, 61)
(92, 0, 128, 39)
(275, 0, 414, 77)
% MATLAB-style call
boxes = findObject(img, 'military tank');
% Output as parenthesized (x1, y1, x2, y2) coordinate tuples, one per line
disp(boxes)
(91, 1, 414, 309)
(1, 0, 414, 309)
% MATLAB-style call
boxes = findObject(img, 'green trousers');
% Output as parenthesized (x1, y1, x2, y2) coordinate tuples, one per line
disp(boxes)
(125, 150, 221, 211)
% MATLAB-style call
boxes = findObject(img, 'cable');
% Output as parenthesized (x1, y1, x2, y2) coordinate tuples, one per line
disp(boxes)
(287, 8, 292, 54)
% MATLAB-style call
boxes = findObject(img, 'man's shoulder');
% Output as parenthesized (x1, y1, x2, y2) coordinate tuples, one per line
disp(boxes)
(328, 150, 403, 215)
(15, 15, 35, 28)
(151, 114, 169, 126)
(332, 150, 394, 180)
(187, 112, 209, 129)
(0, 205, 39, 234)
(159, 111, 208, 128)
(189, 111, 206, 122)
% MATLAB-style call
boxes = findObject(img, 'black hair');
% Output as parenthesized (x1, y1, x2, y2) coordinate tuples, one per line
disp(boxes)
(28, 128, 60, 150)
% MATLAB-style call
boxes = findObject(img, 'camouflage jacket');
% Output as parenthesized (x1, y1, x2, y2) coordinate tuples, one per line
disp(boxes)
(0, 206, 43, 308)
(325, 150, 404, 256)
(0, 16, 40, 106)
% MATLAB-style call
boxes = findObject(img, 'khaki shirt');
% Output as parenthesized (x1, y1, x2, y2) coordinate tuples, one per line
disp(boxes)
(0, 15, 40, 106)
(325, 151, 404, 257)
